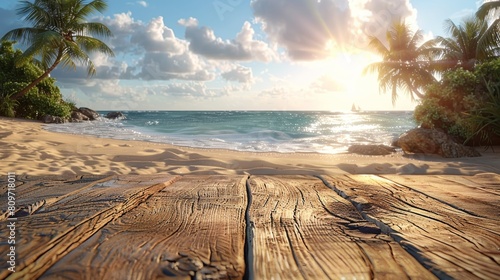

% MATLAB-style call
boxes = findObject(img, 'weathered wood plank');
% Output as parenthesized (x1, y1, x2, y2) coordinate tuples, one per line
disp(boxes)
(321, 174, 500, 280)
(247, 175, 436, 280)
(0, 175, 111, 220)
(40, 175, 248, 280)
(0, 175, 178, 280)
(382, 174, 500, 221)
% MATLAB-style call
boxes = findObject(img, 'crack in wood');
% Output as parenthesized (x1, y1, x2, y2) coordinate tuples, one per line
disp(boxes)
(1, 175, 179, 280)
(319, 174, 500, 280)
(244, 176, 254, 280)
(3, 174, 493, 279)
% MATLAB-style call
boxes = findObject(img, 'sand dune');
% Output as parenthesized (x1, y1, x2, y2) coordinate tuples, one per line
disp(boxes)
(1, 117, 499, 176)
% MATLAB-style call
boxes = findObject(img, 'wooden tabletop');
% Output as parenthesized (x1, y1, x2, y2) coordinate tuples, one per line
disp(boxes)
(1, 174, 499, 279)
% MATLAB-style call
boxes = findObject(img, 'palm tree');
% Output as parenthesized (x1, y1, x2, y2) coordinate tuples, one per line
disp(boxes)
(476, 0, 500, 20)
(435, 16, 500, 70)
(1, 0, 114, 100)
(363, 21, 438, 103)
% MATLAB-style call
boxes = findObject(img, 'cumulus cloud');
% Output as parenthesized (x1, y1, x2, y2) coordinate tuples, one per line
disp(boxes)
(252, 0, 351, 60)
(94, 13, 216, 82)
(58, 78, 150, 109)
(99, 12, 145, 54)
(158, 82, 229, 98)
(131, 16, 185, 54)
(360, 0, 417, 39)
(221, 65, 254, 84)
(182, 18, 277, 62)
(251, 0, 418, 60)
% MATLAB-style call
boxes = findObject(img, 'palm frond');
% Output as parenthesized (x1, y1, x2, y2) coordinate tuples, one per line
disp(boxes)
(16, 0, 51, 27)
(391, 79, 398, 105)
(75, 22, 113, 39)
(476, 0, 500, 19)
(75, 35, 114, 57)
(367, 35, 389, 56)
(15, 30, 62, 67)
(477, 18, 500, 59)
(76, 0, 108, 19)
(362, 62, 383, 75)
(1, 28, 44, 46)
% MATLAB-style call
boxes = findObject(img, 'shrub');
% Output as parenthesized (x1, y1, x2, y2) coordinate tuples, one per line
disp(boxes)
(16, 91, 73, 120)
(466, 82, 500, 144)
(414, 59, 500, 144)
(0, 40, 69, 118)
(0, 92, 18, 118)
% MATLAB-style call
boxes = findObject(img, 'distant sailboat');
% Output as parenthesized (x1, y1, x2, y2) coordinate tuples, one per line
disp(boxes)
(351, 103, 361, 112)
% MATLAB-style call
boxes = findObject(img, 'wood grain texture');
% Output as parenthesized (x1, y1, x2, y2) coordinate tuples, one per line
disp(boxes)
(1, 175, 178, 280)
(0, 175, 111, 220)
(381, 174, 500, 221)
(41, 175, 248, 280)
(321, 174, 500, 280)
(247, 175, 436, 280)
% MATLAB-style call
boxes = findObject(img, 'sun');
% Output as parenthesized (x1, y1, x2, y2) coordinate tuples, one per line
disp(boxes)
(318, 51, 380, 93)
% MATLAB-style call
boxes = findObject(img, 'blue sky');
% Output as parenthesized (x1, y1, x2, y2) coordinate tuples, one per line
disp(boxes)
(0, 0, 481, 111)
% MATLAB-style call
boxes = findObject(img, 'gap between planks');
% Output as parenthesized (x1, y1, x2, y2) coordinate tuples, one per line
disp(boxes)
(4, 174, 495, 279)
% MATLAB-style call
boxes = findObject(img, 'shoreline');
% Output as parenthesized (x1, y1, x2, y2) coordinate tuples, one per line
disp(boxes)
(43, 110, 416, 155)
(1, 117, 500, 176)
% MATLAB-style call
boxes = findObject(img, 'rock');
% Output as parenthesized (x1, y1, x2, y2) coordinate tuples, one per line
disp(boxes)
(41, 115, 65, 124)
(395, 128, 481, 158)
(105, 111, 125, 119)
(78, 107, 100, 120)
(70, 111, 90, 122)
(348, 144, 397, 155)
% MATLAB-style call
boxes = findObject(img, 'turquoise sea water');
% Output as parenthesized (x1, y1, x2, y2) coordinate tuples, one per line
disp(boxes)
(44, 111, 416, 154)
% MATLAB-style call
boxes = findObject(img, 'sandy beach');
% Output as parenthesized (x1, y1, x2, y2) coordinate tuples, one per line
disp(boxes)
(1, 117, 499, 176)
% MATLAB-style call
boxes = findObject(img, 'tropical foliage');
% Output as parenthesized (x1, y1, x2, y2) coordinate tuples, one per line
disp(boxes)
(363, 21, 438, 104)
(414, 59, 500, 144)
(1, 0, 114, 100)
(467, 81, 500, 144)
(365, 2, 500, 103)
(0, 40, 73, 119)
(435, 16, 500, 70)
(476, 0, 500, 20)
(364, 2, 500, 145)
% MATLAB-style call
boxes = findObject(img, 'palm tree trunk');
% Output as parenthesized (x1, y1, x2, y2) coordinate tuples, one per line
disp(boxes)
(11, 49, 63, 100)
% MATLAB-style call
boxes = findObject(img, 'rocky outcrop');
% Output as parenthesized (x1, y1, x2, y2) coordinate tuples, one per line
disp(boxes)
(41, 115, 66, 124)
(77, 107, 100, 120)
(394, 128, 481, 158)
(348, 144, 396, 155)
(70, 111, 90, 122)
(105, 111, 125, 119)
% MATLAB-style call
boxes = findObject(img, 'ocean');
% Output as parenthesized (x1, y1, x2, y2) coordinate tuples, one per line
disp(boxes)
(44, 111, 417, 154)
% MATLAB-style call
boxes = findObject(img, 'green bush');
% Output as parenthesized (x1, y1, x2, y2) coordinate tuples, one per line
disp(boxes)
(466, 82, 500, 144)
(16, 91, 72, 120)
(414, 59, 500, 144)
(0, 40, 70, 119)
(0, 92, 18, 118)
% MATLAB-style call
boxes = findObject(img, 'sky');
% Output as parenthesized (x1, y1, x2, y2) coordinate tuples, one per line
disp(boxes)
(0, 0, 481, 111)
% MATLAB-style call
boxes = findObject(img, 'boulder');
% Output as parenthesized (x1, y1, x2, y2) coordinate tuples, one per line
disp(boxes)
(395, 128, 481, 158)
(78, 107, 100, 120)
(41, 115, 65, 124)
(348, 144, 396, 155)
(105, 111, 125, 119)
(70, 111, 90, 122)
